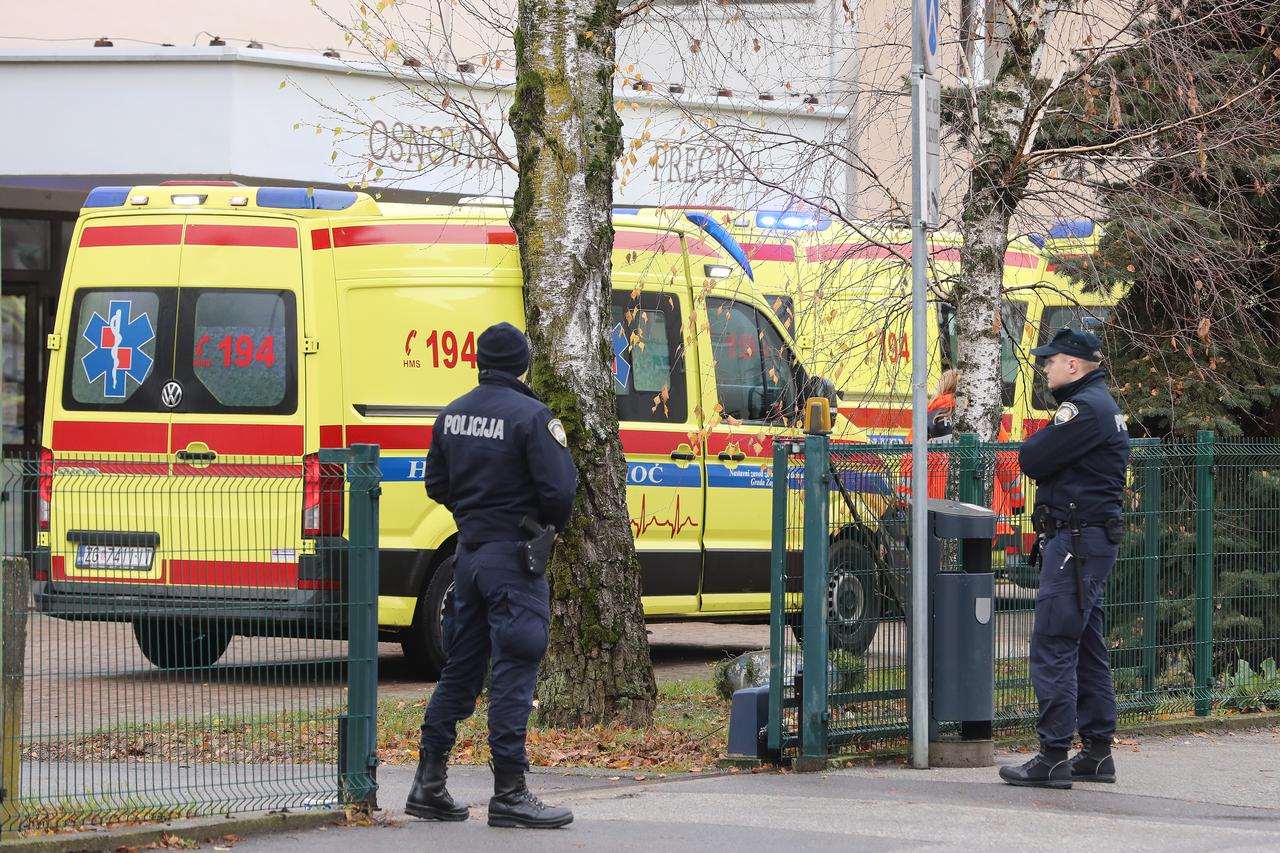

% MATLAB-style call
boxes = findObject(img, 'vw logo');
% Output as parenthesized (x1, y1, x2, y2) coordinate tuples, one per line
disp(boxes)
(160, 380, 183, 409)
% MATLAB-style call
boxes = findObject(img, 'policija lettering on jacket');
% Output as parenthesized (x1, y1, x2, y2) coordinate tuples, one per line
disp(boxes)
(999, 326, 1130, 791)
(406, 321, 579, 829)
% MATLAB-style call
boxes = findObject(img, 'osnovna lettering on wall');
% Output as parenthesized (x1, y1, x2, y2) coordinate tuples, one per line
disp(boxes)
(366, 120, 762, 188)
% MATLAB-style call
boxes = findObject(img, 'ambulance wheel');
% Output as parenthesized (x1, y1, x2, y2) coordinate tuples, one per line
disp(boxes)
(788, 535, 881, 656)
(132, 619, 232, 670)
(401, 555, 453, 681)
(828, 534, 882, 654)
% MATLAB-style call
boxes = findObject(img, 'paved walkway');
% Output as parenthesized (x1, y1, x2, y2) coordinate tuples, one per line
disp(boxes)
(232, 726, 1280, 853)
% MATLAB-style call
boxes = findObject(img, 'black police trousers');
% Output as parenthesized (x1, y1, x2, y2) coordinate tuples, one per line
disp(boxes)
(1031, 526, 1119, 751)
(420, 540, 551, 772)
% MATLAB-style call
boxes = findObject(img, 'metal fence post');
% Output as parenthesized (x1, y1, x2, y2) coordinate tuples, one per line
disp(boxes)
(341, 443, 381, 805)
(1138, 441, 1162, 700)
(1194, 431, 1215, 717)
(1, 557, 29, 834)
(957, 432, 979, 506)
(800, 433, 830, 763)
(768, 440, 790, 754)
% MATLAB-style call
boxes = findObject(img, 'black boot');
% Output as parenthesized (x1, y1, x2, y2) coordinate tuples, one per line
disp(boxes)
(1071, 739, 1116, 783)
(488, 768, 573, 829)
(998, 748, 1072, 789)
(405, 751, 469, 821)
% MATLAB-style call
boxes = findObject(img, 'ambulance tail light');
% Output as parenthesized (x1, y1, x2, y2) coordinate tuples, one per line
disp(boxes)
(302, 453, 344, 538)
(38, 447, 53, 530)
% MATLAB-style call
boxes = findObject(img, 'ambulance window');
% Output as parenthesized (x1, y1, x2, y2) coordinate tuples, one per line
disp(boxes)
(64, 289, 174, 410)
(707, 298, 800, 424)
(177, 289, 297, 414)
(1031, 304, 1111, 410)
(763, 294, 795, 335)
(940, 300, 1027, 408)
(610, 291, 688, 423)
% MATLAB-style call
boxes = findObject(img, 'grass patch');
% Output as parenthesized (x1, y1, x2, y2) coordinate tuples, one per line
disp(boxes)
(20, 680, 728, 773)
(378, 678, 728, 772)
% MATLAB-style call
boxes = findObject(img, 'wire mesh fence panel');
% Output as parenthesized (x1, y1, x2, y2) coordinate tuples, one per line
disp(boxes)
(771, 434, 1280, 761)
(0, 446, 379, 833)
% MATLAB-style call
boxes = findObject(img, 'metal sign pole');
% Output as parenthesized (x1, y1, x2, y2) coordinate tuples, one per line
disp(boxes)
(909, 0, 939, 771)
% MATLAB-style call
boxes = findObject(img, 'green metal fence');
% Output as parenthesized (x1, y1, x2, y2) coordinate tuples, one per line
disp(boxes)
(0, 444, 380, 834)
(770, 431, 1280, 762)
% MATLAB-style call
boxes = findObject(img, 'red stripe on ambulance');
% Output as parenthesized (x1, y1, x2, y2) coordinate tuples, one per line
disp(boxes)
(738, 242, 796, 262)
(79, 225, 183, 248)
(319, 425, 344, 449)
(331, 223, 516, 248)
(185, 224, 299, 249)
(839, 407, 914, 430)
(619, 429, 695, 455)
(53, 420, 167, 453)
(171, 424, 303, 456)
(311, 228, 333, 250)
(613, 231, 684, 255)
(167, 559, 299, 588)
(345, 424, 431, 451)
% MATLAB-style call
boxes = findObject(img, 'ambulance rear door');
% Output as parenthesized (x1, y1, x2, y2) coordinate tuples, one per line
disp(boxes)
(48, 213, 186, 589)
(166, 215, 308, 598)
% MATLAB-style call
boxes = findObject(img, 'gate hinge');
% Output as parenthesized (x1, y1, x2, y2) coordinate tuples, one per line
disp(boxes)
(303, 338, 320, 354)
(46, 333, 63, 351)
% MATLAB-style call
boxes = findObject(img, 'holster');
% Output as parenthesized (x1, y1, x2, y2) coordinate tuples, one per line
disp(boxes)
(519, 516, 555, 577)
(1104, 516, 1125, 545)
(1031, 505, 1056, 539)
(1068, 503, 1087, 608)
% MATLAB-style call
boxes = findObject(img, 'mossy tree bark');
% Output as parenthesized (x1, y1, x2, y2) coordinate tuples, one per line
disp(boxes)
(509, 0, 657, 727)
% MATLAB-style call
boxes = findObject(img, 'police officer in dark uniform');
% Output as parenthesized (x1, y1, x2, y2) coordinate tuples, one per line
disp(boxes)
(405, 321, 577, 828)
(999, 327, 1130, 789)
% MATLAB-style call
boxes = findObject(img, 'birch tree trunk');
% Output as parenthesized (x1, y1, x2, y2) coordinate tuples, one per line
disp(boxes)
(509, 0, 657, 727)
(951, 2, 1063, 438)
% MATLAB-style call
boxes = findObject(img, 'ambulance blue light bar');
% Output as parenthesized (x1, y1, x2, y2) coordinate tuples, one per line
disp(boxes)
(1047, 219, 1095, 239)
(83, 187, 133, 208)
(684, 212, 754, 281)
(256, 187, 361, 210)
(755, 210, 830, 231)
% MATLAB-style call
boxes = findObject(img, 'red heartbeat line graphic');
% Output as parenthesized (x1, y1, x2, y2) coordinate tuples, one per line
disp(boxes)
(630, 493, 700, 539)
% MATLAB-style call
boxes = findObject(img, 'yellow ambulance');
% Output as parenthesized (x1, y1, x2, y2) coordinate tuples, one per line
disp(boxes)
(36, 183, 887, 676)
(688, 210, 1119, 571)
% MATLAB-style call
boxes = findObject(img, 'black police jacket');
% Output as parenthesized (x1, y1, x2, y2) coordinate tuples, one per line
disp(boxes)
(1018, 369, 1130, 522)
(425, 370, 578, 544)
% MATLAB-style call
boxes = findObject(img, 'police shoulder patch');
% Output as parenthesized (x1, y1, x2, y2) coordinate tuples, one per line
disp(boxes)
(1053, 402, 1080, 426)
(547, 418, 568, 448)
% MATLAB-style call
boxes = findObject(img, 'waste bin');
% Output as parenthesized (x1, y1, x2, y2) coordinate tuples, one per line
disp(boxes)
(926, 499, 996, 767)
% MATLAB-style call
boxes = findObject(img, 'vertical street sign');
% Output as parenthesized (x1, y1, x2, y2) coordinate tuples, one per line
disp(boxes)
(919, 0, 942, 76)
(925, 75, 941, 229)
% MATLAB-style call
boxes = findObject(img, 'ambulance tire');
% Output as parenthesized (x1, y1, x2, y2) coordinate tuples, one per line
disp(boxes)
(132, 618, 232, 670)
(789, 534, 881, 656)
(401, 555, 453, 681)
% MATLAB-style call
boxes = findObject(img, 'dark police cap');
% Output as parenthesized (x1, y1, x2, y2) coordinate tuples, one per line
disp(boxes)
(477, 321, 531, 375)
(1030, 326, 1104, 361)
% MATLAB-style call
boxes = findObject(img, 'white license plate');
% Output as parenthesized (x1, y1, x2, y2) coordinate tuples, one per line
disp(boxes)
(75, 544, 155, 570)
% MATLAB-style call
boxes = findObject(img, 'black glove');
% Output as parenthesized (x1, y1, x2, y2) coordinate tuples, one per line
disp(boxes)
(519, 516, 556, 577)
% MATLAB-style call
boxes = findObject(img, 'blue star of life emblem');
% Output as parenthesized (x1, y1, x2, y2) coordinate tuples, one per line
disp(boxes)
(611, 322, 631, 392)
(81, 299, 155, 398)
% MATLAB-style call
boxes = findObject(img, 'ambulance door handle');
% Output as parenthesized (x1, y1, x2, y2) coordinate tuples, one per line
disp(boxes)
(669, 449, 697, 461)
(718, 451, 746, 462)
(176, 450, 217, 462)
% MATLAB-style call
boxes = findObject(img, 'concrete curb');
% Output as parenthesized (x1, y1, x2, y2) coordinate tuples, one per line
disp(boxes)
(0, 807, 346, 853)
